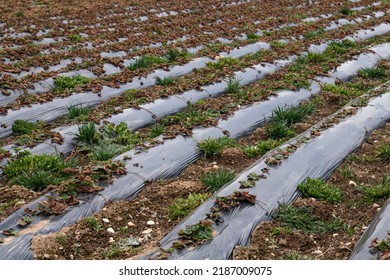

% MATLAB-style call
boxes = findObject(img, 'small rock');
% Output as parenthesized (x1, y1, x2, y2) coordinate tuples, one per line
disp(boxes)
(107, 227, 115, 234)
(103, 208, 107, 211)
(119, 237, 141, 247)
(108, 237, 115, 243)
(371, 175, 376, 179)
(372, 203, 380, 208)
(212, 165, 219, 170)
(377, 208, 381, 212)
(348, 180, 357, 187)
(102, 218, 110, 223)
(314, 250, 322, 255)
(362, 226, 368, 230)
(44, 254, 50, 259)
(70, 254, 74, 260)
(142, 229, 153, 235)
(333, 233, 339, 238)
(147, 220, 155, 226)
(128, 222, 135, 227)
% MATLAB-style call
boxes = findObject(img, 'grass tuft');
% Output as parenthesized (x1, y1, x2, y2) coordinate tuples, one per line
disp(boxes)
(168, 193, 209, 220)
(54, 75, 91, 92)
(298, 178, 342, 203)
(200, 168, 236, 191)
(12, 120, 38, 135)
(198, 137, 236, 158)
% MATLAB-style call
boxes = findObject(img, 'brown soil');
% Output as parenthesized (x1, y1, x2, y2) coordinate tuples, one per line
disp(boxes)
(233, 122, 390, 260)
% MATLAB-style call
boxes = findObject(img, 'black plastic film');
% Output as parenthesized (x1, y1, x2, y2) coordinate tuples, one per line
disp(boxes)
(155, 91, 390, 260)
(218, 82, 320, 139)
(350, 198, 390, 260)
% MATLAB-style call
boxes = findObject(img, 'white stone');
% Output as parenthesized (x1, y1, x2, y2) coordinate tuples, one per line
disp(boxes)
(102, 218, 110, 223)
(142, 229, 153, 235)
(314, 250, 322, 255)
(107, 227, 115, 234)
(146, 220, 155, 226)
(108, 237, 115, 243)
(128, 222, 135, 226)
(348, 180, 357, 187)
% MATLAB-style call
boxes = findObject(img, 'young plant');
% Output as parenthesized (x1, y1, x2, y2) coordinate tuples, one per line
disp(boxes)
(340, 6, 352, 16)
(168, 193, 209, 220)
(178, 220, 213, 242)
(200, 168, 236, 191)
(155, 76, 175, 86)
(83, 217, 103, 231)
(128, 55, 165, 71)
(67, 104, 91, 119)
(298, 178, 342, 203)
(358, 67, 387, 79)
(266, 121, 294, 140)
(149, 123, 165, 138)
(225, 76, 241, 94)
(54, 75, 91, 92)
(377, 144, 390, 163)
(12, 170, 59, 191)
(272, 103, 314, 126)
(12, 120, 38, 135)
(247, 32, 260, 40)
(362, 175, 390, 200)
(207, 57, 239, 70)
(73, 122, 99, 145)
(198, 137, 236, 158)
(164, 48, 191, 62)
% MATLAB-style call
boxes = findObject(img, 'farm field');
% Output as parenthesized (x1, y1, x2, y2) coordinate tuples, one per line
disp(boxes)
(0, 0, 390, 260)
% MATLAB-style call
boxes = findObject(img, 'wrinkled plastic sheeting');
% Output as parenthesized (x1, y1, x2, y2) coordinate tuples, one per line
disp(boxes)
(0, 234, 34, 260)
(346, 23, 390, 42)
(154, 91, 390, 260)
(350, 198, 390, 260)
(218, 82, 321, 139)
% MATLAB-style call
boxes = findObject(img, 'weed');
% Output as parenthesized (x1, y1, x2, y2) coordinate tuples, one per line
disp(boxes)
(155, 76, 175, 86)
(83, 217, 103, 231)
(377, 144, 390, 163)
(168, 193, 209, 220)
(322, 84, 356, 97)
(307, 52, 326, 63)
(339, 167, 354, 179)
(54, 75, 91, 92)
(164, 48, 191, 62)
(225, 76, 241, 94)
(284, 250, 312, 260)
(91, 145, 124, 161)
(207, 57, 240, 70)
(358, 67, 387, 79)
(15, 11, 24, 17)
(247, 32, 260, 40)
(200, 168, 236, 191)
(0, 199, 20, 212)
(12, 120, 38, 135)
(123, 89, 137, 102)
(55, 235, 68, 245)
(73, 122, 99, 145)
(100, 122, 139, 146)
(272, 103, 314, 126)
(101, 245, 122, 259)
(69, 34, 82, 42)
(149, 123, 165, 138)
(305, 28, 325, 39)
(298, 178, 342, 203)
(128, 55, 165, 71)
(67, 104, 91, 119)
(274, 204, 351, 234)
(340, 6, 352, 16)
(198, 137, 236, 158)
(328, 40, 355, 54)
(4, 153, 66, 180)
(241, 139, 284, 158)
(266, 121, 294, 140)
(12, 170, 59, 191)
(362, 175, 390, 200)
(270, 40, 287, 48)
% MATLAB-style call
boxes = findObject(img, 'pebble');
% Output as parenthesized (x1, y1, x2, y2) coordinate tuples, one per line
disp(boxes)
(377, 208, 381, 212)
(44, 254, 50, 259)
(108, 237, 115, 243)
(314, 250, 322, 255)
(212, 165, 219, 170)
(372, 203, 380, 208)
(142, 229, 153, 235)
(107, 227, 115, 234)
(348, 180, 357, 187)
(14, 200, 26, 206)
(102, 218, 110, 223)
(128, 222, 135, 227)
(146, 220, 155, 226)
(332, 233, 339, 237)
